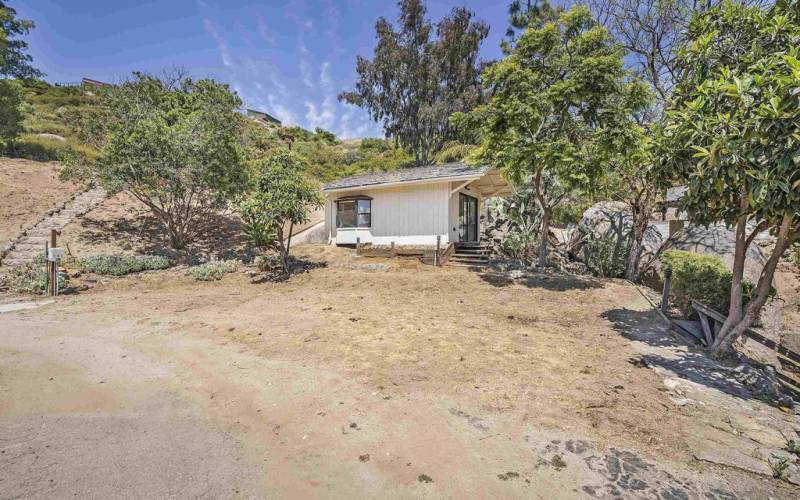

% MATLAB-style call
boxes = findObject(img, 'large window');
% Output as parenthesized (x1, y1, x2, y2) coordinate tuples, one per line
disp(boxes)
(336, 198, 371, 228)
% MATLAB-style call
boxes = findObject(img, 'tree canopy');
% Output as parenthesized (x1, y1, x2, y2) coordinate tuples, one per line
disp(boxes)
(657, 0, 800, 355)
(0, 1, 42, 79)
(237, 151, 323, 270)
(339, 0, 488, 165)
(457, 5, 650, 268)
(72, 72, 248, 250)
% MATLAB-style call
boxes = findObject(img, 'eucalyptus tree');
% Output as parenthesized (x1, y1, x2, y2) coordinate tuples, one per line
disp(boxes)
(339, 0, 488, 165)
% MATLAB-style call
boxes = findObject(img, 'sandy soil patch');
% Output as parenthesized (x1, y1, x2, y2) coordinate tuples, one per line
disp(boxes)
(0, 158, 80, 248)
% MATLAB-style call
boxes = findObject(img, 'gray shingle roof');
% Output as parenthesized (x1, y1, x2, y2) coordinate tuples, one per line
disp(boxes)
(323, 162, 490, 191)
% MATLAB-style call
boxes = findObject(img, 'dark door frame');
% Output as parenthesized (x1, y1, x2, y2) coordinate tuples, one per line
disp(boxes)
(458, 192, 479, 242)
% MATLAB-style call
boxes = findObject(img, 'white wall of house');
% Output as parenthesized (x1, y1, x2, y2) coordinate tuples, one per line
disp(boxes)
(325, 181, 452, 246)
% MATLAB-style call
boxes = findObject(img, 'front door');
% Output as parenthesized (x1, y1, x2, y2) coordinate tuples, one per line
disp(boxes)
(458, 193, 478, 242)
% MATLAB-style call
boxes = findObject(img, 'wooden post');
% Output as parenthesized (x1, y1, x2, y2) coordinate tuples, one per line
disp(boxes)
(661, 267, 672, 315)
(44, 241, 49, 296)
(435, 235, 441, 266)
(356, 237, 361, 256)
(390, 241, 395, 257)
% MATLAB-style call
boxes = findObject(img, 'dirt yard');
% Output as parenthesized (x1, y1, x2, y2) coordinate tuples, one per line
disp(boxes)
(0, 158, 80, 248)
(1, 245, 798, 498)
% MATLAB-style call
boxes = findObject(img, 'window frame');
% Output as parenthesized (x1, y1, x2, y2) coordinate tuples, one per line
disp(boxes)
(336, 196, 372, 229)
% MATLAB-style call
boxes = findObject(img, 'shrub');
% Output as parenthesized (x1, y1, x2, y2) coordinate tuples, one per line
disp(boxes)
(185, 260, 240, 281)
(77, 254, 172, 276)
(586, 234, 627, 278)
(552, 201, 589, 227)
(0, 256, 68, 295)
(660, 250, 757, 317)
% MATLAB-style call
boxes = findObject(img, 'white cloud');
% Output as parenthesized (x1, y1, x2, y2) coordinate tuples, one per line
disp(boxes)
(256, 14, 276, 45)
(320, 61, 331, 88)
(299, 42, 313, 88)
(202, 19, 234, 68)
(305, 95, 336, 131)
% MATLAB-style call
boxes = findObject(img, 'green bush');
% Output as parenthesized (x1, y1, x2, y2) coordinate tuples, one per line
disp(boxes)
(185, 260, 240, 281)
(552, 201, 589, 227)
(586, 234, 627, 278)
(0, 256, 68, 295)
(77, 254, 172, 276)
(661, 250, 756, 317)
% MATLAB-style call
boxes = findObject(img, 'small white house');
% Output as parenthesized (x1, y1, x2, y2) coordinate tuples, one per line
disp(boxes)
(323, 163, 510, 246)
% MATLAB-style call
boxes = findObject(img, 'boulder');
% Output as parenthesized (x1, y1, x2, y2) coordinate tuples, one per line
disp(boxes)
(568, 201, 665, 276)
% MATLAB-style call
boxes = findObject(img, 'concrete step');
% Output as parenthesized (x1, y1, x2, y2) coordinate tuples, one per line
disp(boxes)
(448, 261, 489, 268)
(451, 256, 489, 264)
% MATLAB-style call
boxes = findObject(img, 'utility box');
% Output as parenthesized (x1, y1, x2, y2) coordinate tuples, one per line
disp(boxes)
(47, 248, 65, 262)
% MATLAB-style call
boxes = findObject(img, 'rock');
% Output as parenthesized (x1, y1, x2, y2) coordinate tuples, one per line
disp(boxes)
(568, 202, 665, 276)
(730, 362, 794, 407)
(35, 133, 67, 142)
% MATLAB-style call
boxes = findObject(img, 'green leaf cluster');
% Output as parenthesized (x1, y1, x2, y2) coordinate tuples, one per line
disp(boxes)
(237, 152, 323, 268)
(657, 0, 800, 228)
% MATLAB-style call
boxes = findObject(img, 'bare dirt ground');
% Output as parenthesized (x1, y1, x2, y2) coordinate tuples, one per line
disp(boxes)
(1, 245, 798, 498)
(0, 158, 79, 248)
(55, 192, 324, 264)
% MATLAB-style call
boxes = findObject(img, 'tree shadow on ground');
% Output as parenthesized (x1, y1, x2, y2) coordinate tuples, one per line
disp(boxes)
(250, 256, 328, 284)
(74, 210, 255, 265)
(601, 307, 769, 404)
(478, 271, 604, 291)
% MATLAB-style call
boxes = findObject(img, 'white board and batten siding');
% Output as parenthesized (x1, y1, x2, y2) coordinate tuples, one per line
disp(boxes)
(325, 182, 452, 246)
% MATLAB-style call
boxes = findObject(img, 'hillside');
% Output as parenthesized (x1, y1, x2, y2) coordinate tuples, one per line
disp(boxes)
(10, 80, 414, 184)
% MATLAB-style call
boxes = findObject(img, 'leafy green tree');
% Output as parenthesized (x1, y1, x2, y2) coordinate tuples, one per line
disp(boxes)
(0, 78, 23, 148)
(456, 6, 650, 269)
(0, 1, 41, 148)
(0, 1, 43, 79)
(657, 0, 800, 356)
(237, 152, 323, 271)
(598, 123, 663, 281)
(339, 0, 488, 165)
(71, 72, 247, 250)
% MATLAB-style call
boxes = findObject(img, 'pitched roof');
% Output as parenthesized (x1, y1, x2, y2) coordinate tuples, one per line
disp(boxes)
(323, 162, 490, 191)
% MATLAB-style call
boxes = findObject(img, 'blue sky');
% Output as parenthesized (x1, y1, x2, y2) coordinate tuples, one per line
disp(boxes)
(16, 0, 509, 138)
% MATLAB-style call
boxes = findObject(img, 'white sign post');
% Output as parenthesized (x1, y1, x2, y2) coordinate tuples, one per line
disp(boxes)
(47, 247, 65, 296)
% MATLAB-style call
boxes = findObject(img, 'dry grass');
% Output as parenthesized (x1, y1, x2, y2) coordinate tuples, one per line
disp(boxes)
(70, 245, 692, 459)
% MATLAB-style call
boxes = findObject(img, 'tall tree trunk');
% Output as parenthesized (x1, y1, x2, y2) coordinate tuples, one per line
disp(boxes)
(717, 201, 749, 338)
(531, 168, 550, 270)
(624, 203, 648, 282)
(275, 226, 288, 272)
(285, 221, 294, 272)
(537, 205, 551, 270)
(712, 214, 796, 358)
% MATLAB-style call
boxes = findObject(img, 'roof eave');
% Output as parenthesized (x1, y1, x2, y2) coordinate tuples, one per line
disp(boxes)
(323, 173, 486, 193)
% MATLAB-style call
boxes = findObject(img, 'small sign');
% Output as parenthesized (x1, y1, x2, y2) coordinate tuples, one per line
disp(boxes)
(47, 248, 65, 262)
